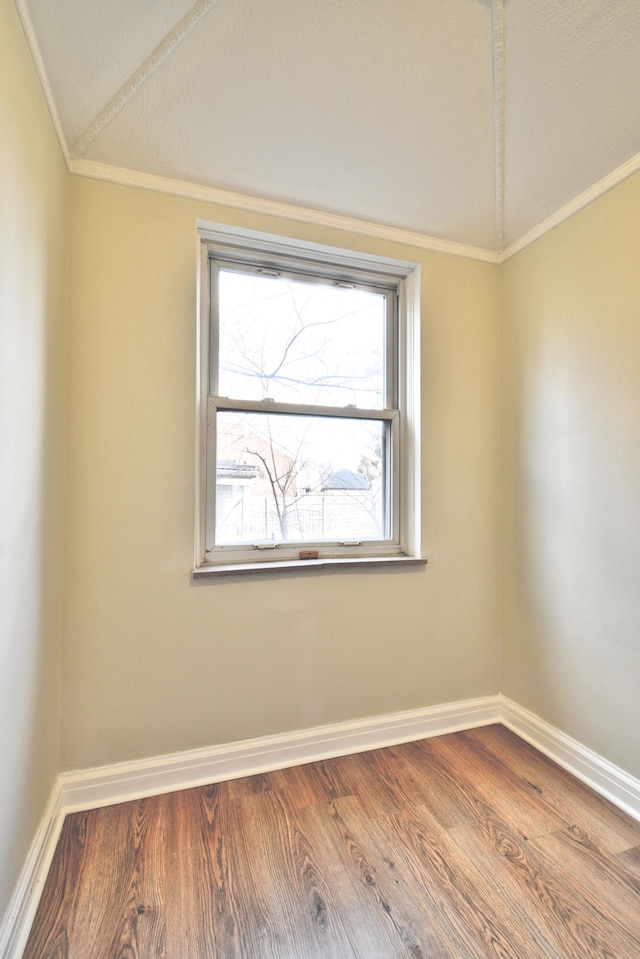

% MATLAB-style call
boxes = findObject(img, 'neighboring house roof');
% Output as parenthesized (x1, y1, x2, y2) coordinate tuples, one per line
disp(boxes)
(322, 469, 369, 491)
(217, 461, 261, 480)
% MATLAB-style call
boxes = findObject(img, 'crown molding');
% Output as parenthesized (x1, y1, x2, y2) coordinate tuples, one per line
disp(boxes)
(499, 148, 640, 262)
(16, 0, 640, 267)
(68, 159, 500, 264)
(14, 0, 71, 167)
(69, 148, 640, 267)
(64, 144, 640, 269)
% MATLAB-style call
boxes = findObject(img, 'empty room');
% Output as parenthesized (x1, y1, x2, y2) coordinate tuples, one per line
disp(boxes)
(2, 0, 640, 956)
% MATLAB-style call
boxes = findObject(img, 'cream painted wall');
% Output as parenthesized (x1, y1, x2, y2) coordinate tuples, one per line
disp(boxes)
(6, 0, 640, 933)
(0, 0, 67, 919)
(62, 177, 501, 770)
(502, 170, 640, 778)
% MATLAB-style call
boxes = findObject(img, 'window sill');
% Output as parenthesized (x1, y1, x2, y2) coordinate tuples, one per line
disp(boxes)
(192, 554, 427, 579)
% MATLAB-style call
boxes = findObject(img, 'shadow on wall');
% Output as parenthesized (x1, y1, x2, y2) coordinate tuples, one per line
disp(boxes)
(505, 297, 640, 757)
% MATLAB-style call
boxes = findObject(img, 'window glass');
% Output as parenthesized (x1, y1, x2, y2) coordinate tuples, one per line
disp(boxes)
(217, 270, 386, 409)
(215, 410, 386, 545)
(196, 226, 420, 571)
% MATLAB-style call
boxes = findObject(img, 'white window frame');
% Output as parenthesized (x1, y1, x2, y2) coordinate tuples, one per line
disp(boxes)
(194, 222, 422, 575)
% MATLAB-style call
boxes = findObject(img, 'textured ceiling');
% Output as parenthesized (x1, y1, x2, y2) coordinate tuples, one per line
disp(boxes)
(18, 0, 640, 257)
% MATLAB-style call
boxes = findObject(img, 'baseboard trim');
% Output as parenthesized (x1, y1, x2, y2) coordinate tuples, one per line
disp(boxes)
(0, 694, 499, 958)
(5, 693, 640, 958)
(0, 784, 65, 959)
(59, 695, 500, 812)
(498, 696, 640, 822)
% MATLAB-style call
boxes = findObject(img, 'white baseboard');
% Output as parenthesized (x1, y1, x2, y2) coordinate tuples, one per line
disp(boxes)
(498, 696, 640, 822)
(0, 694, 498, 958)
(0, 785, 65, 959)
(4, 692, 640, 958)
(59, 695, 500, 812)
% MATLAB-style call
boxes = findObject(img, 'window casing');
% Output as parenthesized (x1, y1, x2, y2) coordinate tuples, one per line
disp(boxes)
(195, 224, 421, 573)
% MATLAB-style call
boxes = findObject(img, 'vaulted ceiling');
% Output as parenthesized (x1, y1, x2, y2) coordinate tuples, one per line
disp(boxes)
(18, 0, 640, 258)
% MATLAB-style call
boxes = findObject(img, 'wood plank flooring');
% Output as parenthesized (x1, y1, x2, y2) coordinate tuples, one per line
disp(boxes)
(23, 725, 640, 958)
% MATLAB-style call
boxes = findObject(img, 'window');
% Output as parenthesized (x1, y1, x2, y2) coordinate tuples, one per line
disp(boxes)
(195, 224, 421, 573)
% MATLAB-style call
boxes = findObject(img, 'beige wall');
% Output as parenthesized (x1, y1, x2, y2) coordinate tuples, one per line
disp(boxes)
(501, 171, 640, 778)
(0, 0, 67, 918)
(62, 177, 501, 770)
(9, 0, 640, 919)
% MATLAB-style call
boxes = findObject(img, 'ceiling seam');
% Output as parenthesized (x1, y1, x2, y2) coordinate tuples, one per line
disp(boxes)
(492, 0, 505, 254)
(69, 0, 221, 161)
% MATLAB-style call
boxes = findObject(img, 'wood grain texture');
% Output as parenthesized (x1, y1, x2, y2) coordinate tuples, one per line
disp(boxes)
(617, 844, 640, 880)
(300, 796, 456, 959)
(452, 814, 639, 959)
(464, 724, 640, 853)
(23, 725, 640, 959)
(424, 731, 569, 840)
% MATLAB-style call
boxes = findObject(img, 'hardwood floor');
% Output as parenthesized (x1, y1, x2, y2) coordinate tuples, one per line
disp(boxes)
(23, 725, 640, 958)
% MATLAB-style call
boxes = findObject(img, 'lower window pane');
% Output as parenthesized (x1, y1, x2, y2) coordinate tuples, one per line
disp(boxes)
(215, 411, 386, 546)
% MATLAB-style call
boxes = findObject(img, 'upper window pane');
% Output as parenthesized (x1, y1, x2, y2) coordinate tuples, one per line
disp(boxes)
(217, 269, 386, 409)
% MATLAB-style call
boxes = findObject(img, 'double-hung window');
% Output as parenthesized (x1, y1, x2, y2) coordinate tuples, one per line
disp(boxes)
(195, 224, 421, 573)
